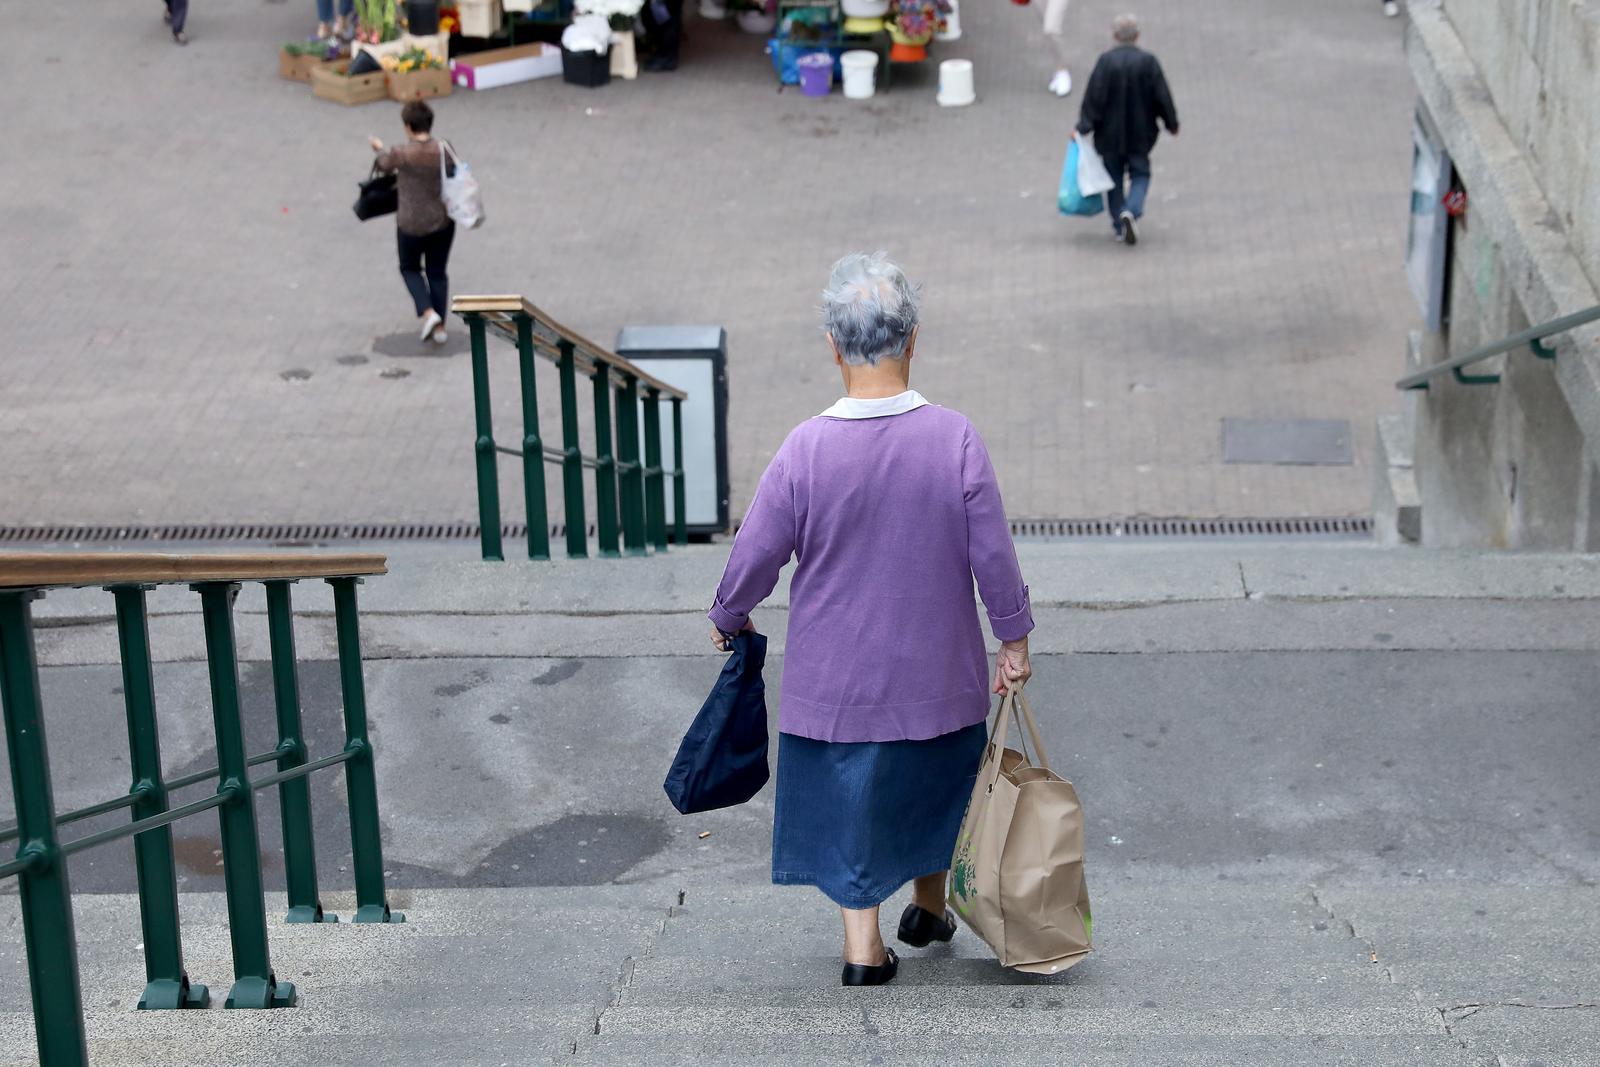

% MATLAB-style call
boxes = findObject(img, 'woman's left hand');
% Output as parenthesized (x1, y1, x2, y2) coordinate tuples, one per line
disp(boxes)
(369, 136, 384, 152)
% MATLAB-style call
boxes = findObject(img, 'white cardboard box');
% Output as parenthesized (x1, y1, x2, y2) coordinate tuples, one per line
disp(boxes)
(450, 43, 563, 89)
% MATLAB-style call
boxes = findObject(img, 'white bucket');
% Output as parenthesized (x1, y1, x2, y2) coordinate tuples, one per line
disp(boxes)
(936, 0, 961, 40)
(937, 58, 975, 107)
(841, 50, 878, 100)
(840, 0, 889, 16)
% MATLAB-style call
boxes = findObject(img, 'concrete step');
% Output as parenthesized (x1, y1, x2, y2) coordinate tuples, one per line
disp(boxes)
(572, 1033, 1478, 1066)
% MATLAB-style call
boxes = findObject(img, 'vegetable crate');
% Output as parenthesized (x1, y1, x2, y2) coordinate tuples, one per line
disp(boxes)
(280, 46, 343, 82)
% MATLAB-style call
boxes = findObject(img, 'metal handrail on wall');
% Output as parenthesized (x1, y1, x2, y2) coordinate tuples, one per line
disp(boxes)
(0, 552, 404, 1067)
(451, 294, 689, 562)
(1395, 302, 1600, 390)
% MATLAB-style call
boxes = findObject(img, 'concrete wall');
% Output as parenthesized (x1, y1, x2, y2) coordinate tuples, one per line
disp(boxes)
(1394, 0, 1600, 550)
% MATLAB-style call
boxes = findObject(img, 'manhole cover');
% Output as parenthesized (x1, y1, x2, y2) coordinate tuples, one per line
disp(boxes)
(1222, 418, 1353, 466)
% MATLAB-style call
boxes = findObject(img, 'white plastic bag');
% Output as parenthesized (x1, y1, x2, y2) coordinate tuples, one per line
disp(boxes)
(1076, 136, 1115, 198)
(440, 141, 485, 230)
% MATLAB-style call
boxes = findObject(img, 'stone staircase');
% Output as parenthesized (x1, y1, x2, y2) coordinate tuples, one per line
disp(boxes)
(1, 879, 1549, 1066)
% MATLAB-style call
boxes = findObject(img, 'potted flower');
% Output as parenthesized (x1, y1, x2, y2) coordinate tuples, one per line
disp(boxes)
(886, 0, 948, 58)
(729, 0, 777, 35)
(354, 0, 401, 43)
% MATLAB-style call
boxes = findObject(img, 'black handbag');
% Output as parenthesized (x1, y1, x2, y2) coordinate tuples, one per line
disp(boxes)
(663, 631, 770, 814)
(353, 162, 397, 221)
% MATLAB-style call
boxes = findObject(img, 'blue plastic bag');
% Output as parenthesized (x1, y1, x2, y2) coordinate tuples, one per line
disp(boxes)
(1057, 138, 1105, 217)
(663, 631, 770, 814)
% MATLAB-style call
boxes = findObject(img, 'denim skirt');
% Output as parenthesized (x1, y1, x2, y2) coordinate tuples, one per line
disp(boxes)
(771, 723, 988, 909)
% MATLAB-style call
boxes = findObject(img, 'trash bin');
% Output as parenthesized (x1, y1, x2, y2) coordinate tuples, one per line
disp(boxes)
(798, 52, 833, 96)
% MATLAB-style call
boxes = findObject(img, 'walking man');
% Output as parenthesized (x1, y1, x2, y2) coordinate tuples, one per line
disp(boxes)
(1074, 13, 1178, 245)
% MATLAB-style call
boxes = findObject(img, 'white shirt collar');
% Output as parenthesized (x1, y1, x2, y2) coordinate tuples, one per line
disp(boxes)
(818, 390, 930, 420)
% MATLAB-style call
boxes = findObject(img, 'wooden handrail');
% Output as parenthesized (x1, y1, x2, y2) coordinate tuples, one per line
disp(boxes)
(0, 552, 388, 591)
(450, 294, 688, 400)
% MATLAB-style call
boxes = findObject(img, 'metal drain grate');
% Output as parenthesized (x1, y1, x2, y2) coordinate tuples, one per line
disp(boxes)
(0, 516, 1371, 546)
(1008, 516, 1372, 539)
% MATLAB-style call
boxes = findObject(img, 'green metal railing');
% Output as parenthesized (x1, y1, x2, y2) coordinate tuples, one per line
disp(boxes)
(1396, 302, 1600, 390)
(452, 294, 689, 562)
(0, 552, 404, 1067)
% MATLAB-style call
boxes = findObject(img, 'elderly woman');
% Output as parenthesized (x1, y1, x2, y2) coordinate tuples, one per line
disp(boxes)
(708, 252, 1033, 986)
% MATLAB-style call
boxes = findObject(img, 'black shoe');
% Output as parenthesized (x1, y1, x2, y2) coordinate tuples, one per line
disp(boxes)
(1120, 210, 1137, 245)
(645, 54, 678, 71)
(897, 903, 957, 948)
(841, 947, 898, 987)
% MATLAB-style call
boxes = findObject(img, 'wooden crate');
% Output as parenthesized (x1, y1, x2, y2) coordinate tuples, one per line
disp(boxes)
(311, 60, 390, 105)
(388, 66, 454, 100)
(457, 0, 503, 38)
(280, 46, 342, 82)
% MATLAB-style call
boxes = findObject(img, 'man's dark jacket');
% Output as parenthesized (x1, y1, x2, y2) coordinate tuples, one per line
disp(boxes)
(1075, 44, 1179, 158)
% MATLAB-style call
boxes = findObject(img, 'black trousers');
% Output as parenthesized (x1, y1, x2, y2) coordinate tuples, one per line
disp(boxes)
(397, 222, 455, 319)
(641, 0, 683, 61)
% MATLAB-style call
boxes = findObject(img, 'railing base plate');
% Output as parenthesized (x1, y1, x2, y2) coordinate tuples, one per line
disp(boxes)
(224, 977, 297, 1009)
(284, 905, 339, 924)
(352, 903, 406, 924)
(138, 978, 210, 1010)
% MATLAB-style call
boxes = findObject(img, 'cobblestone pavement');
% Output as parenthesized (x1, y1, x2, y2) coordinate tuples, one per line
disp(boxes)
(2, 0, 1416, 527)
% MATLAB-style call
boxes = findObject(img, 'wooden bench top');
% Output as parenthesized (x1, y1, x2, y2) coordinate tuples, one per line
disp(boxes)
(0, 552, 388, 591)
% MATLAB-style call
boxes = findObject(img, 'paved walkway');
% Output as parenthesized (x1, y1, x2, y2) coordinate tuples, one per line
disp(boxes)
(2, 0, 1416, 527)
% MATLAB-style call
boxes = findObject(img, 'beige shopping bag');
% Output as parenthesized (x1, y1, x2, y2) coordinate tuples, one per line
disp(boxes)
(948, 685, 1092, 974)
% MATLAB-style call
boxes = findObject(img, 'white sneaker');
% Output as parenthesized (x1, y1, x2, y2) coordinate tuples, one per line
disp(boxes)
(419, 309, 442, 341)
(1384, 1, 1399, 16)
(431, 326, 448, 346)
(1048, 69, 1072, 97)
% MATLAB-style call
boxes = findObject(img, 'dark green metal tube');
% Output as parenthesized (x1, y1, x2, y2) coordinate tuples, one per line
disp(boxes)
(671, 397, 687, 546)
(328, 578, 404, 925)
(592, 364, 621, 558)
(0, 591, 89, 1065)
(264, 582, 333, 925)
(643, 389, 667, 552)
(467, 314, 504, 561)
(112, 585, 210, 1011)
(515, 314, 552, 561)
(557, 340, 588, 559)
(193, 583, 295, 1010)
(616, 374, 648, 556)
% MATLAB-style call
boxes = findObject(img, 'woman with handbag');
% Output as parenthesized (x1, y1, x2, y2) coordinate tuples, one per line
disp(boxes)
(707, 252, 1033, 987)
(369, 100, 455, 346)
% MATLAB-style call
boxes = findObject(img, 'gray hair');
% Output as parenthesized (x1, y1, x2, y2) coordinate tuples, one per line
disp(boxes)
(1112, 13, 1139, 42)
(821, 252, 920, 366)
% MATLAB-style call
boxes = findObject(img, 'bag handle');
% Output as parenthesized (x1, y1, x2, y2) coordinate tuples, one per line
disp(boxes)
(980, 683, 1052, 779)
(1010, 686, 1050, 770)
(438, 139, 461, 180)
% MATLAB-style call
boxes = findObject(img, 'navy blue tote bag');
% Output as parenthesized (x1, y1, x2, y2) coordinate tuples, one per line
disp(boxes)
(663, 631, 770, 814)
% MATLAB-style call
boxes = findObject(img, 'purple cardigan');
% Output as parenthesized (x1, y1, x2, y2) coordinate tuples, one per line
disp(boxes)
(708, 401, 1033, 743)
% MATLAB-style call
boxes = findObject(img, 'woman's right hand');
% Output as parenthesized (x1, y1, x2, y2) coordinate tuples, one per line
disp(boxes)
(993, 637, 1032, 693)
(710, 616, 757, 652)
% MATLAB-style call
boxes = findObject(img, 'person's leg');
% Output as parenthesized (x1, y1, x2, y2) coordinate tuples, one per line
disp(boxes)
(840, 905, 887, 966)
(911, 871, 946, 916)
(166, 0, 188, 38)
(1102, 152, 1128, 232)
(397, 230, 432, 319)
(316, 0, 334, 29)
(422, 223, 455, 322)
(1042, 0, 1070, 92)
(1125, 153, 1152, 219)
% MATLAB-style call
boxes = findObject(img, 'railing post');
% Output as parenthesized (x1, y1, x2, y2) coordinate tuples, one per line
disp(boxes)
(671, 396, 687, 546)
(466, 313, 504, 561)
(557, 340, 588, 559)
(515, 314, 552, 561)
(327, 577, 405, 924)
(110, 585, 210, 1011)
(616, 373, 648, 556)
(264, 581, 335, 925)
(193, 582, 295, 1010)
(0, 591, 89, 1065)
(643, 388, 668, 552)
(592, 363, 621, 558)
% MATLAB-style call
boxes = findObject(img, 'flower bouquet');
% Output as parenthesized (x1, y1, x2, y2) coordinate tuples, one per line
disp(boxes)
(574, 0, 644, 31)
(887, 0, 950, 47)
(354, 0, 402, 43)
